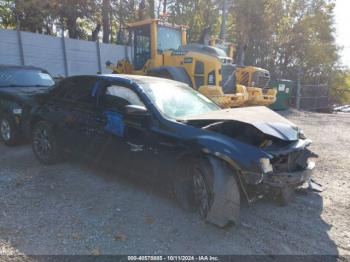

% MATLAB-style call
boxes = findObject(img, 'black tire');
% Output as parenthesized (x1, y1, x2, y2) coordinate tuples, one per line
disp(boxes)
(0, 113, 20, 146)
(192, 157, 240, 227)
(32, 121, 62, 165)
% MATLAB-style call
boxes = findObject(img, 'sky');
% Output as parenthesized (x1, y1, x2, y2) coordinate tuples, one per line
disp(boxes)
(334, 0, 350, 67)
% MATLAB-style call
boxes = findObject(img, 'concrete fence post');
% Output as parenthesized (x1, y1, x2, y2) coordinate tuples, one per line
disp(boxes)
(16, 17, 25, 66)
(96, 40, 102, 73)
(61, 30, 69, 77)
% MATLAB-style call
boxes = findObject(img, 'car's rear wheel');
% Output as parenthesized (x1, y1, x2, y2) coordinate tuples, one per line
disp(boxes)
(0, 114, 19, 146)
(32, 121, 62, 165)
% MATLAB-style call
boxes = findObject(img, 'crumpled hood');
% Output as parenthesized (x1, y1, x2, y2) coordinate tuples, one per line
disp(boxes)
(183, 106, 299, 141)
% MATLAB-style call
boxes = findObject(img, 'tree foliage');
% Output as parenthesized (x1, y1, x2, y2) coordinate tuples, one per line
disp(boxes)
(0, 0, 349, 102)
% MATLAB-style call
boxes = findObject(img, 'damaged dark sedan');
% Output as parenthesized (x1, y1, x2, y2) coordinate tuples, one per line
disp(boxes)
(28, 75, 317, 227)
(0, 65, 55, 145)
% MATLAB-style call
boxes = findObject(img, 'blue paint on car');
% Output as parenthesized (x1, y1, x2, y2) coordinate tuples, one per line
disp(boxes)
(104, 111, 124, 137)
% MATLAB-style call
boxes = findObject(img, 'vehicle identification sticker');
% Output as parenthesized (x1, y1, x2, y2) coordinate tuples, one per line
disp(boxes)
(171, 50, 187, 56)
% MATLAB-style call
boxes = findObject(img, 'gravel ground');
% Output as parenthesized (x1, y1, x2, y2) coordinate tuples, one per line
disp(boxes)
(0, 110, 349, 256)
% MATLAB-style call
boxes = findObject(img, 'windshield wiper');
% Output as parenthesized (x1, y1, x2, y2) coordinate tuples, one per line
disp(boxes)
(33, 84, 53, 87)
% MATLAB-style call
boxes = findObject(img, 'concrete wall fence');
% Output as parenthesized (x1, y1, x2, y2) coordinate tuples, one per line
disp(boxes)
(0, 28, 131, 76)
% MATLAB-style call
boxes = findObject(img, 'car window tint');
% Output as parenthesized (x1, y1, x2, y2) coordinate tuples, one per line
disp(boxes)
(105, 85, 144, 107)
(54, 77, 96, 105)
(0, 67, 54, 87)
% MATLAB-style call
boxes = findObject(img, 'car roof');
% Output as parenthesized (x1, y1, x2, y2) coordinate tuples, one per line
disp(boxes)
(65, 74, 188, 87)
(0, 64, 47, 71)
(106, 74, 187, 86)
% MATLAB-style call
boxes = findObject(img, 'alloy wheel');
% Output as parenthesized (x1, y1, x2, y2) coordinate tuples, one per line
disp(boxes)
(33, 127, 52, 160)
(193, 167, 210, 218)
(0, 119, 11, 141)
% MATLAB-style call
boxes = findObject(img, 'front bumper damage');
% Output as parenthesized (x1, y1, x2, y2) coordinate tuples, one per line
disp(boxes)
(259, 148, 320, 205)
(264, 160, 315, 188)
(240, 147, 320, 205)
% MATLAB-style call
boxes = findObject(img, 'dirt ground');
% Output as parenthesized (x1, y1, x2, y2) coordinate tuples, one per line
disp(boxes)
(0, 110, 349, 256)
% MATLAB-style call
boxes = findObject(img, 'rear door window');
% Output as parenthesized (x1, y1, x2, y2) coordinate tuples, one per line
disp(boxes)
(52, 77, 97, 106)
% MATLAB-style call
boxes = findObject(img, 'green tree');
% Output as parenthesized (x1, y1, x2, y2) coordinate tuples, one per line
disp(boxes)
(0, 0, 16, 29)
(167, 0, 220, 43)
(102, 0, 111, 42)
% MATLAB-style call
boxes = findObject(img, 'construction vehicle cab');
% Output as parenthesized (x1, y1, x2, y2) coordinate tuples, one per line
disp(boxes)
(209, 38, 236, 59)
(107, 19, 248, 108)
(130, 19, 185, 72)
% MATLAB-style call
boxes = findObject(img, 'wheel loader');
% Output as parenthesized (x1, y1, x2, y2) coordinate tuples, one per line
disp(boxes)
(209, 38, 277, 106)
(106, 19, 248, 108)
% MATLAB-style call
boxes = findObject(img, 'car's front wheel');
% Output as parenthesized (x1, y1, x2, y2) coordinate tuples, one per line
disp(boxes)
(192, 159, 214, 219)
(32, 121, 62, 165)
(171, 156, 241, 227)
(0, 114, 19, 146)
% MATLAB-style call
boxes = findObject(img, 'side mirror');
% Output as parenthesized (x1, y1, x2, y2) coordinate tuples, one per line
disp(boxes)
(124, 105, 151, 126)
(124, 105, 150, 117)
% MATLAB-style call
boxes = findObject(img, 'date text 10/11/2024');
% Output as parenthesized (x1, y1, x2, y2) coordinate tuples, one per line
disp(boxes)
(127, 256, 219, 261)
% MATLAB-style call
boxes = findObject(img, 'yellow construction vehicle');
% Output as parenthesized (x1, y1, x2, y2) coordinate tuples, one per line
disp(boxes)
(209, 38, 277, 106)
(235, 65, 277, 106)
(107, 19, 248, 108)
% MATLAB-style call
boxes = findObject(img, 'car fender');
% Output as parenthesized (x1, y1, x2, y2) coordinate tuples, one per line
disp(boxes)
(194, 134, 270, 184)
(206, 155, 240, 226)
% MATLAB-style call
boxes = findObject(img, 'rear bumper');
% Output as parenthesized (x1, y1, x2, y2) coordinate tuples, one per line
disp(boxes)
(263, 161, 315, 188)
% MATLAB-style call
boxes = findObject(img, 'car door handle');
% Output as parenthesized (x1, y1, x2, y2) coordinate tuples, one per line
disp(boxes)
(127, 142, 144, 152)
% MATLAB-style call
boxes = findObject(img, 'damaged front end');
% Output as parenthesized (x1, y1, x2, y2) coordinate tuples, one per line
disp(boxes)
(207, 120, 317, 196)
(265, 144, 315, 188)
(183, 106, 319, 203)
(257, 139, 318, 204)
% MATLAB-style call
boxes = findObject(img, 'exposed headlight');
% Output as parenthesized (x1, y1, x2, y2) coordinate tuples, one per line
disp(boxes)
(260, 158, 273, 174)
(13, 108, 23, 115)
(299, 129, 306, 139)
